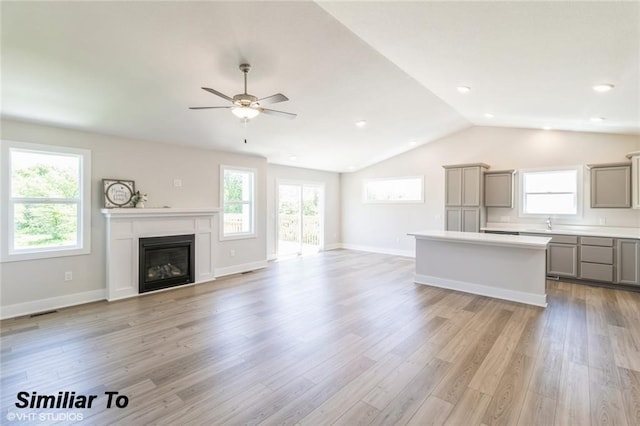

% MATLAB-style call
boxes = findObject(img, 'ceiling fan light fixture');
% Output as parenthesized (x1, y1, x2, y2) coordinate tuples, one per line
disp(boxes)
(232, 106, 260, 120)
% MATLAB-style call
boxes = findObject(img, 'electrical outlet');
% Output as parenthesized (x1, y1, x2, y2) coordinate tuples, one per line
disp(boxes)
(501, 216, 511, 222)
(230, 249, 236, 257)
(599, 217, 607, 225)
(173, 179, 182, 187)
(64, 271, 73, 281)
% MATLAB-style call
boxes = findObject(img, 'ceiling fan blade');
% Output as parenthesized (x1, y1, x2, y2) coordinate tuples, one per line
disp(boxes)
(261, 108, 297, 119)
(201, 87, 234, 102)
(257, 93, 289, 106)
(188, 106, 232, 110)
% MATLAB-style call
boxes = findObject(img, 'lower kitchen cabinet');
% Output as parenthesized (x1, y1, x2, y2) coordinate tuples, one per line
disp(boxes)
(514, 231, 639, 286)
(445, 207, 481, 232)
(547, 242, 578, 278)
(579, 237, 614, 283)
(617, 239, 640, 285)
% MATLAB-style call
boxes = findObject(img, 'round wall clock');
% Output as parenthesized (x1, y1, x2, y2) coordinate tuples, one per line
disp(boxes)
(103, 179, 135, 208)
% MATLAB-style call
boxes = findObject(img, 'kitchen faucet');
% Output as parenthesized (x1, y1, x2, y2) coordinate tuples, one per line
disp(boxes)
(546, 217, 552, 230)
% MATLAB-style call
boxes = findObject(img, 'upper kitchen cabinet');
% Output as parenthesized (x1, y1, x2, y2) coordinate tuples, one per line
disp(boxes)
(484, 170, 515, 208)
(628, 152, 640, 209)
(588, 162, 631, 208)
(445, 167, 462, 206)
(443, 164, 489, 207)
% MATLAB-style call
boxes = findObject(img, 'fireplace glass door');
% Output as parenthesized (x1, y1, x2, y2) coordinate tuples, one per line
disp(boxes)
(139, 234, 195, 293)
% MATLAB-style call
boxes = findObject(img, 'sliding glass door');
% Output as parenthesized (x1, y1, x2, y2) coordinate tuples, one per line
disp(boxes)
(277, 182, 323, 256)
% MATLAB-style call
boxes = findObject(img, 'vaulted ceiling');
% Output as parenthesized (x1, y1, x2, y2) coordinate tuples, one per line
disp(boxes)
(2, 1, 638, 172)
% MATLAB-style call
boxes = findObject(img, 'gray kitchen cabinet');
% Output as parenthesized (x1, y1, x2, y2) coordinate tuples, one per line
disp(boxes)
(520, 232, 578, 277)
(462, 167, 481, 206)
(579, 236, 614, 283)
(445, 208, 461, 232)
(445, 168, 462, 206)
(484, 170, 515, 208)
(443, 163, 489, 232)
(589, 163, 631, 208)
(462, 208, 481, 232)
(547, 242, 578, 278)
(445, 207, 481, 232)
(617, 239, 639, 285)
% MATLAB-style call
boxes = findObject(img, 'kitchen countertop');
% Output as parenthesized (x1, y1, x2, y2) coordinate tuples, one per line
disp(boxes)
(408, 230, 551, 250)
(482, 223, 640, 239)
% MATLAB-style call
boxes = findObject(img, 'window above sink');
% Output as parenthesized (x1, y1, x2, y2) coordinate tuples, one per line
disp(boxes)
(519, 167, 582, 218)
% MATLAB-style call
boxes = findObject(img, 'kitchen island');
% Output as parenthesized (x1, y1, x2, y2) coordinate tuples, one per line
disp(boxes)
(408, 230, 551, 307)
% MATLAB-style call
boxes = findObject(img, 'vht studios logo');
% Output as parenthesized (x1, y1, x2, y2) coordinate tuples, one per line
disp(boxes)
(14, 391, 129, 409)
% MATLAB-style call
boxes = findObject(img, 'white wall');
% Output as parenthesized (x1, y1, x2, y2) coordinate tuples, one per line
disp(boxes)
(1, 119, 268, 314)
(266, 164, 341, 259)
(341, 126, 640, 256)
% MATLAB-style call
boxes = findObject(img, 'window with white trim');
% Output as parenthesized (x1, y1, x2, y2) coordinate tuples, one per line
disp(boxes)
(221, 166, 255, 239)
(521, 168, 579, 215)
(363, 176, 424, 203)
(1, 141, 91, 261)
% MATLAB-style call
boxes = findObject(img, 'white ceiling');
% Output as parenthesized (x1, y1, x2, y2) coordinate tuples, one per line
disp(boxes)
(2, 1, 638, 172)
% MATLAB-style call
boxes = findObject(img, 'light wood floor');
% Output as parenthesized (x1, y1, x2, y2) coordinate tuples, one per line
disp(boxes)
(2, 250, 640, 425)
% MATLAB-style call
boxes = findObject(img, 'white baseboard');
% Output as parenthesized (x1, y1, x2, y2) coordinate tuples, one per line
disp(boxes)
(215, 260, 268, 278)
(414, 273, 547, 307)
(0, 289, 107, 320)
(323, 243, 343, 251)
(2, 259, 270, 319)
(340, 243, 415, 258)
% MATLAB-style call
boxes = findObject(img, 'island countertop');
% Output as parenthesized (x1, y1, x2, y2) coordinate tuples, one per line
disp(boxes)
(408, 230, 551, 250)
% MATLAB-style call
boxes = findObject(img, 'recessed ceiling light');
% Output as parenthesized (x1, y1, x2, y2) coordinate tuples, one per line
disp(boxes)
(289, 156, 297, 161)
(355, 120, 367, 128)
(590, 117, 605, 123)
(543, 126, 552, 130)
(457, 86, 471, 94)
(409, 140, 417, 146)
(592, 84, 614, 93)
(347, 165, 355, 171)
(484, 113, 494, 119)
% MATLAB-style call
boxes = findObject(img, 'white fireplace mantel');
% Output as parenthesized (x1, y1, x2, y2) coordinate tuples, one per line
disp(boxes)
(101, 207, 220, 301)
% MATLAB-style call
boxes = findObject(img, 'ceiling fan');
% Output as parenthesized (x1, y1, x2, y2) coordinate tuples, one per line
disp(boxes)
(189, 63, 297, 121)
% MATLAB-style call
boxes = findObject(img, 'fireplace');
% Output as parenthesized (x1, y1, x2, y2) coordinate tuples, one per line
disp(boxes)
(139, 234, 195, 294)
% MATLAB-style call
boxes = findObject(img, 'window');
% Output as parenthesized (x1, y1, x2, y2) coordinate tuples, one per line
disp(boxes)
(1, 141, 91, 261)
(363, 176, 424, 203)
(521, 168, 580, 215)
(221, 166, 255, 239)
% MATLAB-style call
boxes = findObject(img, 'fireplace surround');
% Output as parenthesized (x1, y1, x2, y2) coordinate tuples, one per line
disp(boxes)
(101, 208, 219, 300)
